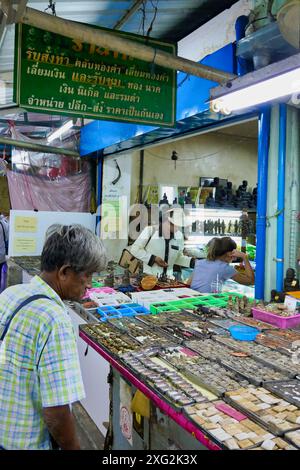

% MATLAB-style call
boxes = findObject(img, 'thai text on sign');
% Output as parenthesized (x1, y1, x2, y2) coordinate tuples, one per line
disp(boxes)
(14, 24, 176, 127)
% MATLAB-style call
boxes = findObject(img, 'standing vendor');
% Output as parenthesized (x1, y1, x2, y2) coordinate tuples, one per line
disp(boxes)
(129, 208, 195, 276)
(190, 236, 254, 293)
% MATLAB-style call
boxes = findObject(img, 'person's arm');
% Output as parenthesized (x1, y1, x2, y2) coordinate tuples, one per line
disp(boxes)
(43, 405, 80, 450)
(129, 226, 167, 268)
(174, 251, 195, 269)
(37, 317, 85, 450)
(231, 250, 255, 286)
(172, 234, 195, 269)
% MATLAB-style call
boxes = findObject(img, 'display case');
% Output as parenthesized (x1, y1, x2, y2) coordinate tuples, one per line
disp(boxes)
(183, 208, 256, 256)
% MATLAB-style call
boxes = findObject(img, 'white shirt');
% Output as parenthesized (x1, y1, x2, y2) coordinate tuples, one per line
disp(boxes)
(129, 225, 192, 276)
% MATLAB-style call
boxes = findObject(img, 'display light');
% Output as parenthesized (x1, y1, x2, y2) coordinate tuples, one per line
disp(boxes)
(210, 52, 300, 115)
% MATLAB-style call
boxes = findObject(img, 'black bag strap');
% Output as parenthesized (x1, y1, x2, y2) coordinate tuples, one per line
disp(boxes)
(0, 221, 6, 245)
(0, 295, 51, 342)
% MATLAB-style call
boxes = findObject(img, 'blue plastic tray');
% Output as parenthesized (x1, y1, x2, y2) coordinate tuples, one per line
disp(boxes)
(96, 303, 149, 321)
(229, 325, 259, 341)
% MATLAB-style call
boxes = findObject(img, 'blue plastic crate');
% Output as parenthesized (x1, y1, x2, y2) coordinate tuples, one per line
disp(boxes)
(134, 306, 149, 314)
(99, 306, 116, 312)
(96, 303, 149, 320)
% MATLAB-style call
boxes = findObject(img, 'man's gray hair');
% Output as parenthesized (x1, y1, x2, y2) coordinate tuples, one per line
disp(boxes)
(41, 224, 107, 273)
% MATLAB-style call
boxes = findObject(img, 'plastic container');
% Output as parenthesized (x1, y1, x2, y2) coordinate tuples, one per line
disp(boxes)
(150, 303, 168, 314)
(252, 307, 300, 329)
(229, 325, 259, 341)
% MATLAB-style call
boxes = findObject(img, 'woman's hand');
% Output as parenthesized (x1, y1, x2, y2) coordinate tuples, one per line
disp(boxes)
(231, 249, 248, 261)
(155, 256, 168, 268)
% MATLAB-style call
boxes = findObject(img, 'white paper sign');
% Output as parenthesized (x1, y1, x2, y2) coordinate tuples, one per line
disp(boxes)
(119, 377, 133, 446)
(284, 295, 300, 313)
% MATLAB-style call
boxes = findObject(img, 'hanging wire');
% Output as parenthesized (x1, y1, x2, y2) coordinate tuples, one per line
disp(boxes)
(177, 73, 190, 88)
(146, 0, 159, 38)
(44, 1, 56, 16)
(145, 148, 220, 162)
(138, 0, 147, 36)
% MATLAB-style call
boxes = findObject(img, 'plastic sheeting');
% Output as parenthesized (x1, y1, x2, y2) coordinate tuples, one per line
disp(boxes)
(10, 127, 80, 177)
(7, 170, 91, 212)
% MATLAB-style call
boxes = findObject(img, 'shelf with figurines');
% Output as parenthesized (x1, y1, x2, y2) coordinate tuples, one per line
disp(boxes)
(199, 178, 257, 212)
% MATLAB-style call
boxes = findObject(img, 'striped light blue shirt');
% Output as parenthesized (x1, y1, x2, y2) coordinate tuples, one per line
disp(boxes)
(0, 276, 85, 449)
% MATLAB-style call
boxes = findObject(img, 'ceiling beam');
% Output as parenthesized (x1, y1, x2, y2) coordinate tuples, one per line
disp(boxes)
(0, 135, 80, 157)
(13, 6, 235, 84)
(15, 0, 28, 22)
(113, 0, 144, 30)
(0, 118, 71, 128)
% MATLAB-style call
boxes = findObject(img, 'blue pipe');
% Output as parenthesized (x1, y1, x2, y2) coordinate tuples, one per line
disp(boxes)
(96, 152, 103, 236)
(255, 107, 271, 300)
(276, 104, 287, 291)
(235, 15, 249, 76)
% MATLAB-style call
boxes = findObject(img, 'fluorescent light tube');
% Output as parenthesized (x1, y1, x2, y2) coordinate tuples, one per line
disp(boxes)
(47, 120, 73, 143)
(211, 66, 300, 115)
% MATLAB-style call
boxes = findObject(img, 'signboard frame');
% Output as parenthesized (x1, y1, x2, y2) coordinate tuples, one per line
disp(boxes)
(14, 22, 177, 127)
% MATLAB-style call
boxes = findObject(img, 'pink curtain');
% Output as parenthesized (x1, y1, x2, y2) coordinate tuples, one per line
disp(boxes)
(7, 170, 91, 212)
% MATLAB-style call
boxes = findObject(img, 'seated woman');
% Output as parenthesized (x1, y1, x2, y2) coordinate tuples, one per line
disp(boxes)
(190, 237, 254, 293)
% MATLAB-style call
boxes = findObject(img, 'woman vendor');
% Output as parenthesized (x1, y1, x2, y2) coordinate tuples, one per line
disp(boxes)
(190, 237, 254, 293)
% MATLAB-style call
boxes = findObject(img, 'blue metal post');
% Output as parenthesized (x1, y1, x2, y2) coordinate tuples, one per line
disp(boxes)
(255, 108, 271, 299)
(235, 16, 250, 76)
(96, 152, 103, 236)
(276, 104, 287, 291)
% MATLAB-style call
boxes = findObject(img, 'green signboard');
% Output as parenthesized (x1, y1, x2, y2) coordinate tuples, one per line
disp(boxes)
(14, 23, 176, 127)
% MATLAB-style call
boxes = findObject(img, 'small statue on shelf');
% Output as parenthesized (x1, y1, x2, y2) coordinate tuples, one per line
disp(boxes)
(234, 220, 239, 235)
(209, 177, 220, 188)
(205, 194, 216, 207)
(159, 193, 169, 207)
(227, 295, 234, 310)
(225, 181, 234, 206)
(284, 268, 300, 292)
(217, 219, 221, 234)
(237, 180, 248, 197)
(228, 220, 232, 234)
(270, 289, 286, 303)
(245, 300, 252, 317)
(214, 220, 218, 235)
(221, 220, 226, 235)
(234, 297, 241, 315)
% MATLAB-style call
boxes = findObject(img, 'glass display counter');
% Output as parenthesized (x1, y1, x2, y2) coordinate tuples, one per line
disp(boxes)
(183, 208, 256, 257)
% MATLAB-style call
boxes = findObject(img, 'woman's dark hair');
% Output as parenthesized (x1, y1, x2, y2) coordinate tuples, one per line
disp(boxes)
(207, 237, 237, 261)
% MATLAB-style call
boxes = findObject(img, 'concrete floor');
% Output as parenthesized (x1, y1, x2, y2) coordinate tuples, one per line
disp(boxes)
(73, 402, 105, 450)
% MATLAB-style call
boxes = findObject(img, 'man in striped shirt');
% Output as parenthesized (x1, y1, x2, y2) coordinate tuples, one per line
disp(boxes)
(0, 225, 106, 450)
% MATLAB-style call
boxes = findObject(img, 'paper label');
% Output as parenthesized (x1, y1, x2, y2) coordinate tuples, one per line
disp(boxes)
(15, 216, 37, 233)
(284, 295, 299, 313)
(13, 237, 37, 254)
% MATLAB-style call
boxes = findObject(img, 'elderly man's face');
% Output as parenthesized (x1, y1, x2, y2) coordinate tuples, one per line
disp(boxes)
(59, 268, 93, 300)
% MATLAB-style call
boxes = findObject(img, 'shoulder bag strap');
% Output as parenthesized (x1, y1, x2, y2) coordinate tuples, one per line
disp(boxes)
(0, 294, 51, 342)
(0, 221, 6, 244)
